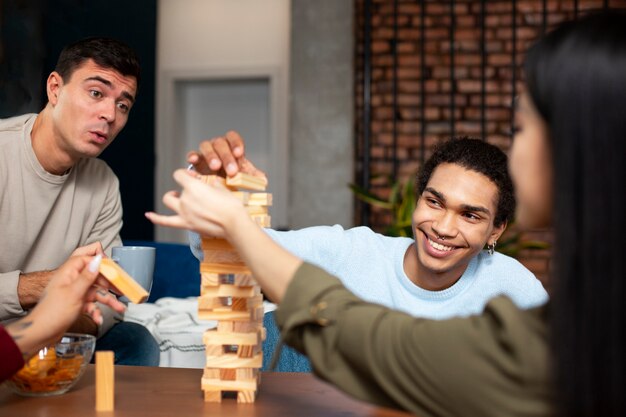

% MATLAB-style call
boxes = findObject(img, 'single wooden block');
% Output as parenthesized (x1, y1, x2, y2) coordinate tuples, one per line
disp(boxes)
(205, 344, 224, 356)
(237, 390, 256, 403)
(198, 175, 229, 188)
(98, 258, 148, 304)
(202, 250, 244, 265)
(232, 274, 257, 286)
(231, 191, 250, 204)
(232, 295, 263, 312)
(95, 351, 114, 411)
(201, 262, 251, 275)
(201, 376, 259, 391)
(198, 309, 254, 321)
(251, 214, 271, 228)
(201, 272, 220, 287)
(245, 205, 268, 216)
(217, 321, 235, 332)
(197, 295, 230, 310)
(236, 368, 258, 380)
(203, 368, 221, 379)
(220, 369, 237, 381)
(233, 321, 264, 334)
(247, 193, 272, 206)
(225, 172, 268, 191)
(238, 344, 255, 358)
(203, 390, 222, 403)
(201, 238, 234, 251)
(201, 284, 260, 298)
(203, 329, 262, 346)
(203, 352, 263, 368)
(202, 272, 257, 287)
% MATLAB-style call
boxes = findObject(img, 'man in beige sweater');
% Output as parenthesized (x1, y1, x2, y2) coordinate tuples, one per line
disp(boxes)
(0, 37, 159, 366)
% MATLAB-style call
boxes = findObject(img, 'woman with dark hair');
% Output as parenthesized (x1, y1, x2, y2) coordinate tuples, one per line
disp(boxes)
(147, 11, 625, 417)
(512, 11, 626, 415)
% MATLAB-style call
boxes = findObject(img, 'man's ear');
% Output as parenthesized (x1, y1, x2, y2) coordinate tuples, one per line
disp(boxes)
(46, 72, 63, 105)
(490, 220, 507, 244)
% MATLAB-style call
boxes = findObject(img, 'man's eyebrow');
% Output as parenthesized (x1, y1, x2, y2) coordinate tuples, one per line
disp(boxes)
(424, 187, 445, 201)
(460, 204, 491, 216)
(425, 187, 492, 216)
(85, 76, 135, 103)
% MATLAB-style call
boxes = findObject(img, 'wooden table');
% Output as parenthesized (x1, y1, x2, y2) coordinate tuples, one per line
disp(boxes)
(0, 366, 411, 417)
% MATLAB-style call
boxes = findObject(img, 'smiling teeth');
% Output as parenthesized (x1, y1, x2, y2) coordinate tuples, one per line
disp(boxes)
(428, 238, 453, 251)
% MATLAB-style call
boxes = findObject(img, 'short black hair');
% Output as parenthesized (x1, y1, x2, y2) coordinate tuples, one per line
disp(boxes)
(55, 37, 141, 88)
(416, 137, 515, 227)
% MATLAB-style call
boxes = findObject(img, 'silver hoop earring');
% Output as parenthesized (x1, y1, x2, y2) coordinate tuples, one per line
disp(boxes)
(488, 240, 497, 256)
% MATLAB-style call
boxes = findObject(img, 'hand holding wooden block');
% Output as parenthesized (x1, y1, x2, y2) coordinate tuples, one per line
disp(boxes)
(98, 258, 149, 304)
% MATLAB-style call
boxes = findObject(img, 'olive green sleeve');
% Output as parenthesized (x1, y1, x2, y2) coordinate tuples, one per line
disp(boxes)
(275, 263, 553, 417)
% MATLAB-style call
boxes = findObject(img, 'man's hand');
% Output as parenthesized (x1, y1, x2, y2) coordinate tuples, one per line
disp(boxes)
(186, 130, 267, 179)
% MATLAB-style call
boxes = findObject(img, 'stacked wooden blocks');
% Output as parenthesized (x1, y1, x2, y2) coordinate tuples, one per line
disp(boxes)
(197, 173, 271, 403)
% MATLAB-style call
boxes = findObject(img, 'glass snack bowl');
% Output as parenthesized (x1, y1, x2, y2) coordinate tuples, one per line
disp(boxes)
(4, 333, 96, 397)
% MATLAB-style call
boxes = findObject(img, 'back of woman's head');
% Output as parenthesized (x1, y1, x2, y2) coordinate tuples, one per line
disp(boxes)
(524, 11, 626, 416)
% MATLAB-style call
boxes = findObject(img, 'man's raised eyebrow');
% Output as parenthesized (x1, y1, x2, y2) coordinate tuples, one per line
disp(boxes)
(85, 76, 135, 103)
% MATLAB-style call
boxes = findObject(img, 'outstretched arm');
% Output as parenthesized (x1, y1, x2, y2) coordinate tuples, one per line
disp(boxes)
(145, 169, 299, 303)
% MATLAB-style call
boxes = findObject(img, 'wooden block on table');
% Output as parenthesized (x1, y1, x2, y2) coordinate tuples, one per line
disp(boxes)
(201, 262, 251, 275)
(201, 376, 259, 391)
(204, 368, 259, 381)
(201, 272, 257, 287)
(225, 173, 268, 191)
(204, 390, 222, 403)
(95, 351, 114, 411)
(247, 193, 272, 206)
(237, 390, 256, 403)
(98, 258, 148, 304)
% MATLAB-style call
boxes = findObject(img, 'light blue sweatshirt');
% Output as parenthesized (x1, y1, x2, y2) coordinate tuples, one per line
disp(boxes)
(190, 224, 548, 320)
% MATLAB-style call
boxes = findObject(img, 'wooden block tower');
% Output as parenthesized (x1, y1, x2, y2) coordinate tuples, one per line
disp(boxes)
(197, 173, 271, 403)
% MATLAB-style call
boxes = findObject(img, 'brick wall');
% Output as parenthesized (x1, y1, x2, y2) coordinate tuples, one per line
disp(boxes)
(354, 0, 626, 286)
